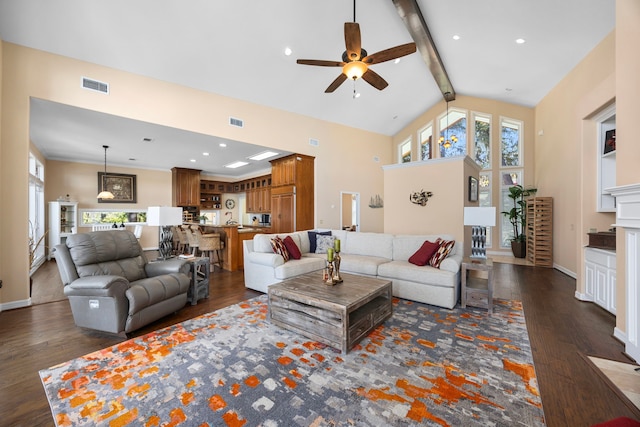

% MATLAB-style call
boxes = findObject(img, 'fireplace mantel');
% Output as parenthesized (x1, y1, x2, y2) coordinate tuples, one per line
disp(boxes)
(608, 183, 640, 363)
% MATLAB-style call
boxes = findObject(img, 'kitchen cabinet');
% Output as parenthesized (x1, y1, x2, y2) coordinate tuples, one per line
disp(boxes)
(48, 201, 78, 260)
(245, 174, 272, 213)
(172, 167, 201, 206)
(270, 154, 314, 233)
(584, 247, 616, 315)
(200, 180, 222, 210)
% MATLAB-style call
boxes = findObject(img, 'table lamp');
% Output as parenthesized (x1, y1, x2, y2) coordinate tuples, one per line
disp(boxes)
(464, 207, 496, 258)
(147, 206, 183, 260)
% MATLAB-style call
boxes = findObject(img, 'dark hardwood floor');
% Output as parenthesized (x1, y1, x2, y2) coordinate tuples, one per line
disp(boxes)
(1, 260, 638, 426)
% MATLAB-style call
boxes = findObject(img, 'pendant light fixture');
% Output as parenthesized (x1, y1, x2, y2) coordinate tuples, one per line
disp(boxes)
(97, 145, 115, 199)
(439, 96, 458, 149)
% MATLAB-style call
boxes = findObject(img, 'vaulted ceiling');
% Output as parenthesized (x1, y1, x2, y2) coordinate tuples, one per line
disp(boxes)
(0, 0, 615, 177)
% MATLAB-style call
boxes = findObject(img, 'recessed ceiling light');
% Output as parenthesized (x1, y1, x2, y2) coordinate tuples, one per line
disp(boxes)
(354, 92, 361, 98)
(515, 38, 526, 44)
(190, 159, 196, 163)
(248, 151, 279, 161)
(284, 47, 292, 56)
(394, 58, 401, 64)
(203, 152, 210, 156)
(219, 143, 227, 148)
(453, 35, 460, 41)
(224, 161, 249, 169)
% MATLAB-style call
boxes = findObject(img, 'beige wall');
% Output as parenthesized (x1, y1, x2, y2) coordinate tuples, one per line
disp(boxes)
(0, 42, 391, 306)
(391, 95, 535, 256)
(383, 156, 480, 255)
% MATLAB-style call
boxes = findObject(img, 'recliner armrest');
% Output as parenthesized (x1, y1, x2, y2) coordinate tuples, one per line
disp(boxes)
(64, 275, 130, 298)
(145, 258, 190, 277)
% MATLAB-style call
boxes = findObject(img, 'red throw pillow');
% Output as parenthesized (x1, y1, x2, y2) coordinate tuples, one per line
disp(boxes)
(283, 236, 301, 260)
(270, 237, 290, 262)
(408, 240, 441, 266)
(429, 239, 455, 268)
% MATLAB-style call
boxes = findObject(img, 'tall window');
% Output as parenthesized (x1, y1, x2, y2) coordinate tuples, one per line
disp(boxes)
(501, 118, 522, 166)
(500, 170, 523, 247)
(29, 153, 46, 273)
(473, 114, 491, 169)
(399, 138, 412, 163)
(439, 109, 467, 158)
(418, 124, 433, 160)
(479, 172, 493, 247)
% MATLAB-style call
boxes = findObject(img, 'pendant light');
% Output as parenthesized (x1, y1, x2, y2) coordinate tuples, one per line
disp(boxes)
(439, 97, 458, 149)
(97, 145, 115, 199)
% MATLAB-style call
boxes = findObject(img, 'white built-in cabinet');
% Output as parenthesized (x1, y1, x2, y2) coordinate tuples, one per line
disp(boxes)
(596, 103, 616, 212)
(584, 247, 616, 315)
(48, 201, 78, 260)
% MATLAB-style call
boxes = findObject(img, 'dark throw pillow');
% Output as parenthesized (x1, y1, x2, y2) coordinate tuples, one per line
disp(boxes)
(408, 240, 441, 266)
(429, 239, 455, 268)
(308, 230, 331, 253)
(270, 236, 290, 262)
(283, 236, 301, 260)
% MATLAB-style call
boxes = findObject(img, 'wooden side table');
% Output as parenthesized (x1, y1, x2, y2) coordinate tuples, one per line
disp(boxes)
(186, 256, 210, 305)
(461, 257, 494, 313)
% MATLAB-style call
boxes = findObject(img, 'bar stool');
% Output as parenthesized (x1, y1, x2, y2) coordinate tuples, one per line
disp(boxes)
(198, 233, 224, 271)
(186, 226, 200, 256)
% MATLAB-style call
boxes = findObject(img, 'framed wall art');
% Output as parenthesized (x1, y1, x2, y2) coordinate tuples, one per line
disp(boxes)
(98, 172, 137, 203)
(469, 176, 479, 202)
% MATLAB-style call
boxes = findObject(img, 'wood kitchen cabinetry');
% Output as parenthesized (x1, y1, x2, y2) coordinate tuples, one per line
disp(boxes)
(245, 175, 271, 213)
(270, 154, 314, 233)
(172, 167, 201, 206)
(200, 180, 222, 210)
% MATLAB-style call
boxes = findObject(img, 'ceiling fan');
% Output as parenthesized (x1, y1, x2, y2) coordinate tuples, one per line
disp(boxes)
(296, 0, 416, 93)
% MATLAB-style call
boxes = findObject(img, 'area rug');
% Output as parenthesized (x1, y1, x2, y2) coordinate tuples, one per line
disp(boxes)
(39, 296, 545, 426)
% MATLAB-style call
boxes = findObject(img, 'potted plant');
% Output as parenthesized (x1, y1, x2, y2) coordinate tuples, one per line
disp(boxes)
(198, 215, 208, 224)
(501, 184, 537, 258)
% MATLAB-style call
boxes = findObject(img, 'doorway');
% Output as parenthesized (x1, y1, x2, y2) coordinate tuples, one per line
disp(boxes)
(340, 192, 360, 232)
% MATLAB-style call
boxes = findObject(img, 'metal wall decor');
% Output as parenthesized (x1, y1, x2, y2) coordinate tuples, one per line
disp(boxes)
(368, 194, 384, 208)
(409, 190, 433, 206)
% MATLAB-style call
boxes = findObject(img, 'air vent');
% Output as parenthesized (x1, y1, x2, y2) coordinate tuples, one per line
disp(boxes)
(81, 77, 109, 94)
(309, 138, 319, 147)
(229, 117, 244, 128)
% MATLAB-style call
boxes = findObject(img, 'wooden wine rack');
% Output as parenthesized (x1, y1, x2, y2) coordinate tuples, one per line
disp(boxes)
(526, 197, 553, 267)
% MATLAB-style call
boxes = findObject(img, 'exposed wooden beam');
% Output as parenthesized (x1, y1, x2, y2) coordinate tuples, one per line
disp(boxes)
(392, 0, 455, 101)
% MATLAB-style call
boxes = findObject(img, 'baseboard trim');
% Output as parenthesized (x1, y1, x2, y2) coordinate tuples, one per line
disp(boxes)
(614, 327, 627, 344)
(575, 291, 594, 302)
(554, 263, 576, 279)
(0, 298, 32, 311)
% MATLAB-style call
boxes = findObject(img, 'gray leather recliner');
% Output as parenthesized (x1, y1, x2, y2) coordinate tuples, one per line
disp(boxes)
(54, 230, 191, 335)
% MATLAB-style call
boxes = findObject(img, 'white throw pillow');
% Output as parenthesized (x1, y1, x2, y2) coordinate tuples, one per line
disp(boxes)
(315, 235, 336, 254)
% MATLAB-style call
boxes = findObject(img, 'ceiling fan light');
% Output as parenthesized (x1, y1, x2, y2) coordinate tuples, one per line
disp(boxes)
(343, 61, 367, 80)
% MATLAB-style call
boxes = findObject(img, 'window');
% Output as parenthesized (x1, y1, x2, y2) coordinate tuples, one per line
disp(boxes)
(439, 109, 467, 158)
(473, 113, 491, 169)
(499, 170, 523, 247)
(80, 209, 147, 226)
(501, 118, 522, 167)
(399, 138, 412, 163)
(479, 172, 492, 247)
(29, 153, 45, 273)
(418, 124, 433, 160)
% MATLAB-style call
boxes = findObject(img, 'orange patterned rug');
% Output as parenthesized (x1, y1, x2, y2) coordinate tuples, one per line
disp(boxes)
(40, 296, 544, 426)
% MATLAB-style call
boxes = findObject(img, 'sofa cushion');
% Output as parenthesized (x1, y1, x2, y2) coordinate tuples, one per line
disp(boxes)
(283, 236, 301, 260)
(270, 237, 290, 262)
(339, 254, 390, 276)
(378, 261, 457, 288)
(308, 230, 331, 253)
(430, 239, 456, 268)
(274, 257, 326, 280)
(408, 240, 441, 266)
(315, 235, 336, 254)
(344, 232, 393, 259)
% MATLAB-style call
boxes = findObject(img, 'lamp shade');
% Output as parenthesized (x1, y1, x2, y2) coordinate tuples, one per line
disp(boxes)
(464, 207, 496, 227)
(147, 206, 183, 227)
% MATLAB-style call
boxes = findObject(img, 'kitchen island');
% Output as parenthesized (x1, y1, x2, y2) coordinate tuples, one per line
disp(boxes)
(188, 224, 267, 271)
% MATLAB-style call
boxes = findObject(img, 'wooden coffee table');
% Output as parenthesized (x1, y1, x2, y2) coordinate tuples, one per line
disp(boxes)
(268, 272, 393, 354)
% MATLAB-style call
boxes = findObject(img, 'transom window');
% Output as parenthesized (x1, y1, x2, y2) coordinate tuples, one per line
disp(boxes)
(439, 109, 467, 158)
(501, 118, 523, 167)
(418, 124, 433, 160)
(399, 138, 412, 163)
(473, 114, 491, 169)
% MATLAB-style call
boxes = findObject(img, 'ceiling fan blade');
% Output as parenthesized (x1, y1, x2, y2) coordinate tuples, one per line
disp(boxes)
(325, 73, 348, 93)
(344, 22, 362, 61)
(297, 59, 345, 67)
(362, 42, 417, 65)
(361, 69, 388, 91)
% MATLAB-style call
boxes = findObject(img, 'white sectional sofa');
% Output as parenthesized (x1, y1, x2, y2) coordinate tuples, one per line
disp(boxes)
(243, 229, 463, 309)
